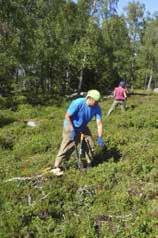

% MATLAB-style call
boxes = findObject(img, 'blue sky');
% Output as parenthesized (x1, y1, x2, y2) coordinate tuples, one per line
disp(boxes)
(72, 0, 157, 15)
(118, 0, 157, 15)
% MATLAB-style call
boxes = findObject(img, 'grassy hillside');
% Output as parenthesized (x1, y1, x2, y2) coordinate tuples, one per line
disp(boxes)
(0, 93, 158, 238)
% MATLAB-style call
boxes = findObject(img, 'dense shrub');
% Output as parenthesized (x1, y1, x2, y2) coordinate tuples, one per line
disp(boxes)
(0, 94, 157, 237)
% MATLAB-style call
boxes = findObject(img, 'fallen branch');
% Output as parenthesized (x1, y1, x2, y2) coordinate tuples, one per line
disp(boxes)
(5, 174, 45, 182)
(5, 168, 52, 183)
(95, 213, 133, 223)
(28, 192, 51, 207)
(108, 214, 132, 220)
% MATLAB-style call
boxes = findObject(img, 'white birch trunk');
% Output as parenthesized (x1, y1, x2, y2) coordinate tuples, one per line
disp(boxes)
(147, 70, 153, 90)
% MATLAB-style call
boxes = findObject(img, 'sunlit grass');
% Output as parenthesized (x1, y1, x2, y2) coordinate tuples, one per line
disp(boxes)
(0, 93, 157, 237)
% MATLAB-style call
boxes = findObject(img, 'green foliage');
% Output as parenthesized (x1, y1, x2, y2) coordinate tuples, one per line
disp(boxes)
(0, 96, 7, 109)
(0, 110, 16, 128)
(0, 94, 157, 237)
(136, 18, 158, 89)
(101, 16, 131, 87)
(2, 0, 156, 98)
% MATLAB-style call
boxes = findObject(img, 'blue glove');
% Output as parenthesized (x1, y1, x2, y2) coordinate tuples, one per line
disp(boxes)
(70, 130, 76, 140)
(97, 137, 104, 147)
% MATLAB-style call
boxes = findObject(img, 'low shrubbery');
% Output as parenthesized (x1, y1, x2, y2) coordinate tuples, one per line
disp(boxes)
(0, 94, 157, 237)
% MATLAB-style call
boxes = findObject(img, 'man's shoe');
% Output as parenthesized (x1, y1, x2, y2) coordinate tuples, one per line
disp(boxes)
(50, 168, 63, 176)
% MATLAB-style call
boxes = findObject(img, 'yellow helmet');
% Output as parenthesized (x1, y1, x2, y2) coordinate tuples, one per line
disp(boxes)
(87, 90, 101, 102)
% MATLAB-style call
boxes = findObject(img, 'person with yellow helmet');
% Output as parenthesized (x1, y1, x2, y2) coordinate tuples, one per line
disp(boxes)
(51, 89, 104, 176)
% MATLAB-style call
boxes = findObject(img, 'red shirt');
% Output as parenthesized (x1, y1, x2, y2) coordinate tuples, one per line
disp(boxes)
(114, 86, 126, 100)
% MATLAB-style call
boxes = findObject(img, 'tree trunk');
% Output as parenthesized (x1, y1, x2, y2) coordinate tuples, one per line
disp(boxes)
(65, 68, 70, 93)
(144, 73, 147, 89)
(77, 55, 86, 95)
(147, 70, 153, 90)
(78, 69, 83, 95)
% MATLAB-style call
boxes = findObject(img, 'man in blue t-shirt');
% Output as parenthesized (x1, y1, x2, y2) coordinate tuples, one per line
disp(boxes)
(51, 89, 104, 176)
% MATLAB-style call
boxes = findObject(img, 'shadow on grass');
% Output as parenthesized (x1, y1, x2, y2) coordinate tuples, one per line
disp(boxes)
(63, 146, 122, 170)
(0, 117, 16, 128)
(130, 92, 151, 96)
(126, 103, 137, 110)
(92, 146, 122, 167)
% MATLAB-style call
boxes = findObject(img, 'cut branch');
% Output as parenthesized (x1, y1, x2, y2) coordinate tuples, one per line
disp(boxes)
(4, 173, 50, 182)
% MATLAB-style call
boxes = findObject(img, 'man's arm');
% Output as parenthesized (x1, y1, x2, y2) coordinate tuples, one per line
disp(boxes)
(65, 112, 74, 131)
(123, 90, 127, 99)
(113, 88, 116, 98)
(96, 119, 104, 147)
(96, 119, 103, 137)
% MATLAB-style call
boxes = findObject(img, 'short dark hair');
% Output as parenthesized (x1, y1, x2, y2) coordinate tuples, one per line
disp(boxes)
(119, 81, 126, 87)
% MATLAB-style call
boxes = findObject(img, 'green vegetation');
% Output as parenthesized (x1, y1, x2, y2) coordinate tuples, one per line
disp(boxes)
(0, 93, 157, 237)
(0, 0, 158, 236)
(0, 0, 158, 99)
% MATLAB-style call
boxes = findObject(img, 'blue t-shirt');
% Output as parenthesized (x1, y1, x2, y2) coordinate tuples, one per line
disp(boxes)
(64, 97, 102, 131)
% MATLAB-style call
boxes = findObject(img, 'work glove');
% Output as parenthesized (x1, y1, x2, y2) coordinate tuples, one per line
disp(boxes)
(69, 129, 76, 140)
(97, 137, 104, 147)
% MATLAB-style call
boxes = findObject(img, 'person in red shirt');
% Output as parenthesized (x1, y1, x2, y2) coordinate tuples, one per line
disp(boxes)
(107, 81, 127, 117)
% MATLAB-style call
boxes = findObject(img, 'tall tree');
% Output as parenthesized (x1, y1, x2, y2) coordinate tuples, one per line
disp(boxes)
(136, 18, 158, 89)
(101, 16, 131, 88)
(91, 0, 119, 18)
(124, 1, 145, 85)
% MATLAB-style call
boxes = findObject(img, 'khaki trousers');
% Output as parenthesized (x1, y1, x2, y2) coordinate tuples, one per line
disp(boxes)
(107, 100, 125, 116)
(54, 126, 94, 168)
